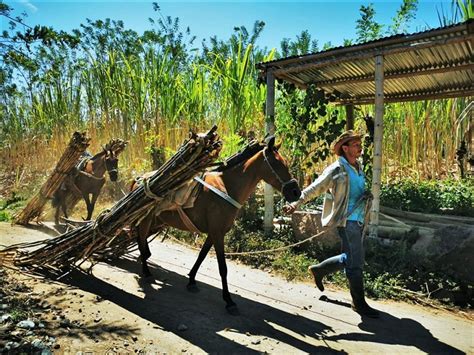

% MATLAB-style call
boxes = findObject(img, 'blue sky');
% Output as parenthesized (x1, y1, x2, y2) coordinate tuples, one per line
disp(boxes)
(4, 0, 453, 51)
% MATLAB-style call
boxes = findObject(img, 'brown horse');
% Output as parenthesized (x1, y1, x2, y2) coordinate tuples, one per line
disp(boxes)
(53, 148, 119, 224)
(132, 137, 301, 313)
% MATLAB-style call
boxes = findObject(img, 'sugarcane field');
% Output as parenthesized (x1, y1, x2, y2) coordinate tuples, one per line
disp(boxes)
(1, 2, 473, 354)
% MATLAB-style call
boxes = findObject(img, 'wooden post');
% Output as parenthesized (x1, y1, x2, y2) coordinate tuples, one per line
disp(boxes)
(369, 55, 384, 238)
(346, 104, 354, 130)
(264, 69, 276, 234)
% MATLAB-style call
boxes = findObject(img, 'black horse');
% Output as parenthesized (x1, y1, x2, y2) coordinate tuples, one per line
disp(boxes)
(53, 140, 126, 224)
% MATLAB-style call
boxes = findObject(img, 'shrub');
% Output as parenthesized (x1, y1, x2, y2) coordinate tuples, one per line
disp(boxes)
(380, 178, 474, 216)
(0, 193, 26, 222)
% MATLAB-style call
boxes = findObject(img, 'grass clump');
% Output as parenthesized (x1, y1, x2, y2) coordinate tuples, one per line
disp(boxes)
(0, 193, 26, 222)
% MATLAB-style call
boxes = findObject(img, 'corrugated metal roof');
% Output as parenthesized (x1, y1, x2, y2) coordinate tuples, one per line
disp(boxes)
(257, 20, 474, 104)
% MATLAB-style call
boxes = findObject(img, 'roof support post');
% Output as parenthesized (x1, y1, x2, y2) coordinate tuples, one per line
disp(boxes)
(369, 55, 384, 238)
(264, 69, 276, 235)
(345, 104, 354, 130)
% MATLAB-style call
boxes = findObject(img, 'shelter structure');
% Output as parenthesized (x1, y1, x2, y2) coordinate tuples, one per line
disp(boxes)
(257, 19, 473, 236)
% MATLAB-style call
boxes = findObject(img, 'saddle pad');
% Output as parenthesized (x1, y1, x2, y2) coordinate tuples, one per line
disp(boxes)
(151, 177, 201, 216)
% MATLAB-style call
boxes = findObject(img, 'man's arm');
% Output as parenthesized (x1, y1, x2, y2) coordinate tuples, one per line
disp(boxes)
(283, 165, 337, 214)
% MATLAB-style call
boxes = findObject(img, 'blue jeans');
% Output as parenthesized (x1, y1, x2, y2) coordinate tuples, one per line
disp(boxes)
(336, 221, 364, 279)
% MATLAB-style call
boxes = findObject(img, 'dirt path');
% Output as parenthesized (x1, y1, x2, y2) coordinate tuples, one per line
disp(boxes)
(1, 222, 472, 354)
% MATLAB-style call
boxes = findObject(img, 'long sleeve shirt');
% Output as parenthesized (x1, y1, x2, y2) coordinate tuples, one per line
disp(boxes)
(291, 157, 367, 227)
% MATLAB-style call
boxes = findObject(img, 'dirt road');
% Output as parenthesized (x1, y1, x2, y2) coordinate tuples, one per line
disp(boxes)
(1, 222, 472, 353)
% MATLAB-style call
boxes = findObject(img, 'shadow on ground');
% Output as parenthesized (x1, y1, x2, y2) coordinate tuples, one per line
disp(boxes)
(55, 256, 341, 354)
(9, 223, 465, 354)
(318, 295, 464, 354)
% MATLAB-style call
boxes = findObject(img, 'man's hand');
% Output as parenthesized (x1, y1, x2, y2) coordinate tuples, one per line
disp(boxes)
(282, 203, 297, 215)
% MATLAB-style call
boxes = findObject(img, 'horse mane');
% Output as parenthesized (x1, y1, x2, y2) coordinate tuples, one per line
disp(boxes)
(213, 140, 265, 172)
(90, 150, 106, 161)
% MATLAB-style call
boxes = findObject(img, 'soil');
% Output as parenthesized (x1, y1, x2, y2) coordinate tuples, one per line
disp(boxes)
(0, 222, 473, 354)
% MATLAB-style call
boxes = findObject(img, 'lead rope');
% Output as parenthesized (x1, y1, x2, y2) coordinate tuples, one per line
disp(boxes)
(225, 194, 371, 256)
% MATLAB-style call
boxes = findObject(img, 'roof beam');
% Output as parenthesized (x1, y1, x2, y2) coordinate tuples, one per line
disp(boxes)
(275, 72, 307, 89)
(312, 62, 474, 86)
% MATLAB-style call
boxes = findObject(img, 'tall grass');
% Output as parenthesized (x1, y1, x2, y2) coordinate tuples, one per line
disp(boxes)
(0, 11, 470, 189)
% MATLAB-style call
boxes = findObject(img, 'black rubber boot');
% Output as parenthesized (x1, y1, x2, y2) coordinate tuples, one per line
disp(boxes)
(348, 275, 380, 318)
(308, 255, 344, 292)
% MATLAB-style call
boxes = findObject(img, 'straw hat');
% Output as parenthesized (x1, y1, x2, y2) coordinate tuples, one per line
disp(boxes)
(332, 130, 362, 156)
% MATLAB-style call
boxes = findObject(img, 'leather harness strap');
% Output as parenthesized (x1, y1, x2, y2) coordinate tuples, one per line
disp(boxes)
(176, 206, 201, 233)
(194, 176, 242, 209)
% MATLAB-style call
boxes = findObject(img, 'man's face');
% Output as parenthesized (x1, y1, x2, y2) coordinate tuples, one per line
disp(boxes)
(342, 138, 362, 159)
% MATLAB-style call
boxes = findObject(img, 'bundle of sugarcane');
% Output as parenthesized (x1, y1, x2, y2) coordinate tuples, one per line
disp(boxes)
(14, 132, 91, 225)
(106, 138, 128, 155)
(11, 126, 221, 272)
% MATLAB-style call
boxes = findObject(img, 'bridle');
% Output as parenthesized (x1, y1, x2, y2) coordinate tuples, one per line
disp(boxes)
(262, 147, 297, 191)
(104, 153, 118, 176)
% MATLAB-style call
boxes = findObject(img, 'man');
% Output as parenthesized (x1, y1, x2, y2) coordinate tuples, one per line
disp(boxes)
(283, 130, 379, 318)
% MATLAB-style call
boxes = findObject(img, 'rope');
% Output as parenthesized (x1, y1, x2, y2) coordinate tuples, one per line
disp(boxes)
(226, 227, 332, 256)
(115, 182, 128, 197)
(142, 177, 163, 201)
(78, 170, 106, 181)
(227, 193, 371, 256)
(162, 194, 372, 257)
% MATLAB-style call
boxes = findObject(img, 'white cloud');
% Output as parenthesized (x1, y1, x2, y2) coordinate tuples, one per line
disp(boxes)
(19, 0, 38, 13)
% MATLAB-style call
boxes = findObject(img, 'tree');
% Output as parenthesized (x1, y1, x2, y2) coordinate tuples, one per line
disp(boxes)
(356, 4, 384, 43)
(389, 0, 418, 35)
(279, 30, 318, 58)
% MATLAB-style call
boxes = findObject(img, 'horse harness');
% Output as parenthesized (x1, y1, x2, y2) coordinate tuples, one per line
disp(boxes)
(144, 147, 297, 234)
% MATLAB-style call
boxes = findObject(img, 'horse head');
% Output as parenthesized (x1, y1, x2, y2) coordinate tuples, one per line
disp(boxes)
(104, 148, 119, 182)
(262, 136, 301, 202)
(103, 138, 128, 182)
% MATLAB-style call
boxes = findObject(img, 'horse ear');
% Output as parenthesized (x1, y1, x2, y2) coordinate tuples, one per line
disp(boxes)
(266, 136, 275, 149)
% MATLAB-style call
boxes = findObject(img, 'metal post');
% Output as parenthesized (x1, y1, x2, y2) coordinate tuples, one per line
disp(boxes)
(369, 55, 384, 238)
(264, 69, 276, 234)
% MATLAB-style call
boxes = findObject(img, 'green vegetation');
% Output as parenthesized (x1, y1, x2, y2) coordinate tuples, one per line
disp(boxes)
(381, 178, 474, 217)
(1, 0, 472, 183)
(0, 194, 26, 222)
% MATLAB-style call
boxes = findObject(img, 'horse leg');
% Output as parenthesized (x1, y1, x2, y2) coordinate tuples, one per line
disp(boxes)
(187, 236, 213, 293)
(54, 205, 61, 225)
(87, 192, 99, 220)
(214, 237, 238, 315)
(82, 193, 92, 221)
(61, 197, 68, 220)
(53, 189, 66, 225)
(136, 214, 153, 277)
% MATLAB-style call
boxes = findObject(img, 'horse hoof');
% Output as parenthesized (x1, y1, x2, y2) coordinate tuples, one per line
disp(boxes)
(187, 283, 200, 293)
(226, 304, 239, 316)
